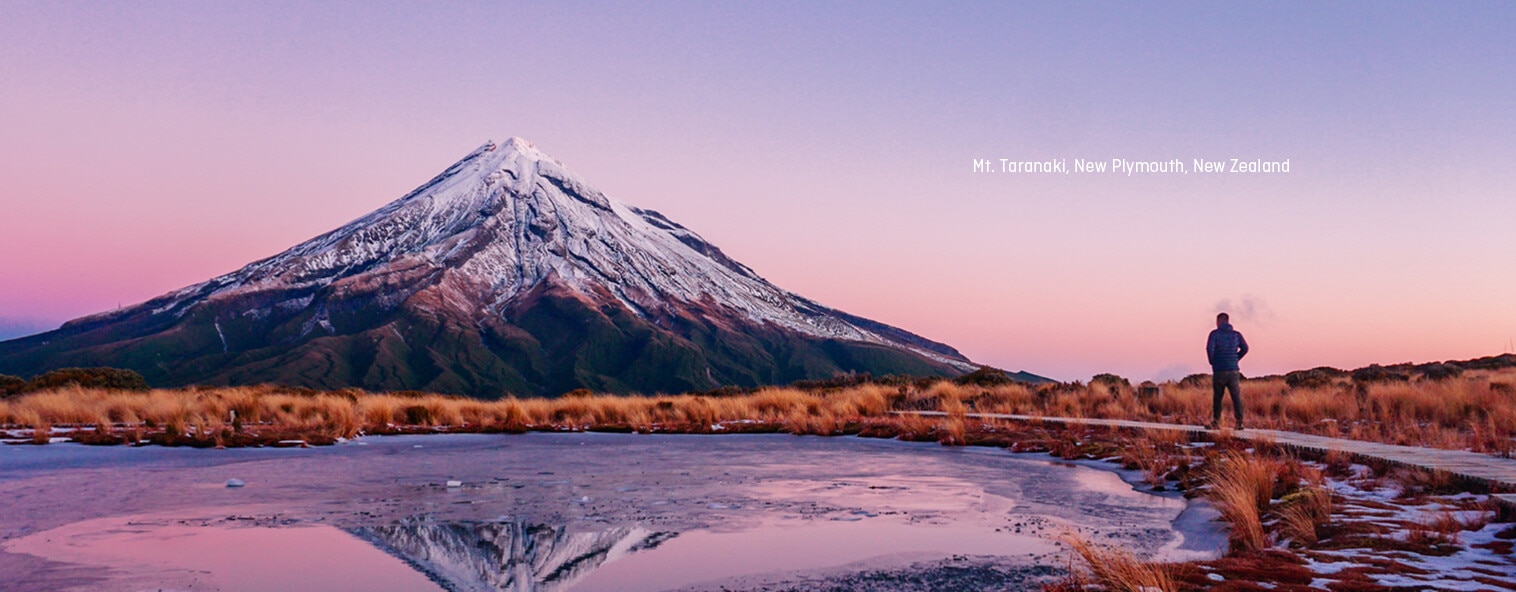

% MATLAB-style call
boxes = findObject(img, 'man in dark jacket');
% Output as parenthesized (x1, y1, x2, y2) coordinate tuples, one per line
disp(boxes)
(1206, 312, 1249, 430)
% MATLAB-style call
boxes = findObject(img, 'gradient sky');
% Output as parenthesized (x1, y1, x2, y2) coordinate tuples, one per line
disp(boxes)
(2, 1, 1513, 381)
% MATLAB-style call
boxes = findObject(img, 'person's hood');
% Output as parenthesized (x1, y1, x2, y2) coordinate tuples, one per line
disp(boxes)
(1219, 322, 1234, 331)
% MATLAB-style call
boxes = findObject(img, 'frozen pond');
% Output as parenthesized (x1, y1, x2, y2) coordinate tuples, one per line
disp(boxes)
(0, 433, 1224, 591)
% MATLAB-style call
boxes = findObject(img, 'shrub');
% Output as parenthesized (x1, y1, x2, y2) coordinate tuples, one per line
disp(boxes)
(268, 384, 322, 397)
(1178, 373, 1211, 388)
(1351, 364, 1409, 384)
(1285, 367, 1346, 389)
(402, 404, 433, 425)
(701, 385, 750, 397)
(1091, 373, 1130, 389)
(1415, 363, 1464, 382)
(25, 368, 149, 392)
(787, 372, 874, 391)
(1460, 353, 1516, 370)
(952, 366, 1017, 387)
(0, 374, 26, 397)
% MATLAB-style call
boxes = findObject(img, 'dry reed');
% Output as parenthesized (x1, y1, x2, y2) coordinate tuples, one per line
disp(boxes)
(1065, 534, 1177, 592)
(1204, 451, 1279, 553)
(1275, 484, 1332, 546)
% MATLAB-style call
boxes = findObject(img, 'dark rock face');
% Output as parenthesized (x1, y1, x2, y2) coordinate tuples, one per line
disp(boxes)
(0, 139, 974, 397)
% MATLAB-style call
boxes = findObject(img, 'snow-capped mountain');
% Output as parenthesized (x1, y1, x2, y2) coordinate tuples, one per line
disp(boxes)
(0, 138, 974, 396)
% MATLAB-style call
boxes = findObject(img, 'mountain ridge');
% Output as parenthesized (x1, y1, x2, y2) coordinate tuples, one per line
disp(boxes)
(0, 138, 978, 397)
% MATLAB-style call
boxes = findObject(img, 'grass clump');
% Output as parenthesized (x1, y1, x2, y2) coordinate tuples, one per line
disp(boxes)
(1275, 484, 1333, 546)
(1204, 451, 1280, 553)
(1065, 534, 1177, 592)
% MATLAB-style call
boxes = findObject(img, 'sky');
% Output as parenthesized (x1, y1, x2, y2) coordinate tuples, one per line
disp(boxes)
(1, 1, 1513, 382)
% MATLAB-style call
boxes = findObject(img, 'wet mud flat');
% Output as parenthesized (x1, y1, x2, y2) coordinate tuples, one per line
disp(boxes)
(0, 433, 1224, 591)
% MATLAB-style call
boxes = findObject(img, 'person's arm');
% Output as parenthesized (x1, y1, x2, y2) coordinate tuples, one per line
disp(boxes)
(1237, 332, 1249, 360)
(1206, 331, 1218, 366)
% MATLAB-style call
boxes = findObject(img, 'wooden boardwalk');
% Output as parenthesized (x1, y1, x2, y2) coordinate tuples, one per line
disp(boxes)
(899, 411, 1516, 494)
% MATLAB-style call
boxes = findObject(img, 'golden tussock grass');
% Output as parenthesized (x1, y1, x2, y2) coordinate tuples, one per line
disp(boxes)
(1065, 534, 1177, 592)
(1204, 451, 1280, 553)
(1194, 448, 1341, 554)
(0, 382, 903, 441)
(1275, 483, 1332, 547)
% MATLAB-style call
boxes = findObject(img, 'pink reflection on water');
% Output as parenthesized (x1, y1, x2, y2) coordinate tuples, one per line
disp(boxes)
(6, 514, 443, 592)
(570, 519, 1056, 592)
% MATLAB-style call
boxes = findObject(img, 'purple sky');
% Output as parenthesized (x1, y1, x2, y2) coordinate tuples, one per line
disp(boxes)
(2, 2, 1513, 381)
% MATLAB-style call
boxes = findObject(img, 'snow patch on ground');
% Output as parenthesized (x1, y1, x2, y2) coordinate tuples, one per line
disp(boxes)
(1302, 467, 1514, 590)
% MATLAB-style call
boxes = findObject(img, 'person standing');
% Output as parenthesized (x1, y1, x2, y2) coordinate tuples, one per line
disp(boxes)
(1207, 312, 1249, 430)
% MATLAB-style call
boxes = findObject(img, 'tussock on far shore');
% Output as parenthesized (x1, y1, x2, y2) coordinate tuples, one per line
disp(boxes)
(0, 383, 904, 446)
(1, 366, 1514, 453)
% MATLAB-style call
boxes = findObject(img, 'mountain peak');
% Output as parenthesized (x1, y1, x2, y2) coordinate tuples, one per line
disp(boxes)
(485, 136, 552, 162)
(497, 136, 536, 152)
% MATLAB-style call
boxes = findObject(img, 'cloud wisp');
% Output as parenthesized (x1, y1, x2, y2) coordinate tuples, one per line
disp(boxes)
(1213, 295, 1276, 328)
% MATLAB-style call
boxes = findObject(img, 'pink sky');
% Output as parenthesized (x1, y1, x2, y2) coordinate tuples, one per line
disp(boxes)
(2, 3, 1513, 381)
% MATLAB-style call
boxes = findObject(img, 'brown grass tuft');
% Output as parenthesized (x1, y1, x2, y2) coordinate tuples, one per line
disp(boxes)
(30, 421, 51, 444)
(1276, 484, 1332, 546)
(1205, 451, 1280, 553)
(1065, 534, 1177, 592)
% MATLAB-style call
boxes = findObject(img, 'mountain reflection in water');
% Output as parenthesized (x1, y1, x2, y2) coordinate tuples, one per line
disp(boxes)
(352, 520, 677, 592)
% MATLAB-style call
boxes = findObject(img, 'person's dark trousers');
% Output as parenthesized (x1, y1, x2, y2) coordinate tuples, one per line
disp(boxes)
(1212, 370, 1243, 427)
